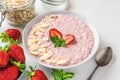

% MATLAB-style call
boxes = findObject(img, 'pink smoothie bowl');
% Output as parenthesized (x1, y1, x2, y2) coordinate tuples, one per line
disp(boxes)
(22, 11, 99, 69)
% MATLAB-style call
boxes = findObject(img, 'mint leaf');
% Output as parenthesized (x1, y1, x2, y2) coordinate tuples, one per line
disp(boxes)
(60, 39, 65, 47)
(52, 69, 74, 80)
(50, 35, 66, 48)
(52, 69, 62, 80)
(54, 40, 61, 47)
(50, 37, 56, 43)
(55, 36, 60, 42)
(62, 73, 74, 79)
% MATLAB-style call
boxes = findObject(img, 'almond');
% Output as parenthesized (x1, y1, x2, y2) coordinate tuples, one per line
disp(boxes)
(40, 50, 53, 60)
(38, 27, 46, 33)
(40, 22, 48, 28)
(44, 59, 51, 64)
(57, 59, 68, 65)
(30, 50, 39, 56)
(39, 47, 47, 53)
(29, 44, 37, 51)
(42, 37, 49, 41)
(34, 31, 42, 36)
(51, 56, 61, 64)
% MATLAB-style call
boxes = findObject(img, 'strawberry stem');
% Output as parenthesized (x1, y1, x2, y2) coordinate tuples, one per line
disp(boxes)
(10, 58, 25, 72)
(26, 66, 36, 80)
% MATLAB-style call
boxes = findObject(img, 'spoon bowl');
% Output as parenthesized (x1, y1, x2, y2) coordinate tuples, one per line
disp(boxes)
(87, 47, 113, 80)
(96, 47, 113, 66)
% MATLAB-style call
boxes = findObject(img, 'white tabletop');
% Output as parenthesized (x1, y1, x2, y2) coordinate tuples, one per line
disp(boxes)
(0, 0, 120, 80)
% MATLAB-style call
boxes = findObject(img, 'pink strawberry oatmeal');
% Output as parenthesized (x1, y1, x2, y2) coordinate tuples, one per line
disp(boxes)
(27, 14, 94, 66)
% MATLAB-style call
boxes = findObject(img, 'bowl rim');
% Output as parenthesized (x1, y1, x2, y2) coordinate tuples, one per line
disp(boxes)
(22, 10, 99, 69)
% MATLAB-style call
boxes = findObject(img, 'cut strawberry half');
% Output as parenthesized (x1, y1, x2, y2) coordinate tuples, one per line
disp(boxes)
(64, 34, 75, 45)
(49, 28, 62, 39)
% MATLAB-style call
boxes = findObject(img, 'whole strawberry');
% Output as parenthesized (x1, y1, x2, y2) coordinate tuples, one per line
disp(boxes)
(8, 44, 25, 63)
(26, 66, 48, 80)
(0, 65, 18, 80)
(0, 51, 9, 68)
(5, 29, 21, 41)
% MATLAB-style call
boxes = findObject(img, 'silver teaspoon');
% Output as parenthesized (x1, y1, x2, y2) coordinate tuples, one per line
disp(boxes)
(87, 47, 113, 80)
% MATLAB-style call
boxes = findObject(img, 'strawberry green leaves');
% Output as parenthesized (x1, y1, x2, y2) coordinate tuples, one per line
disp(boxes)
(52, 69, 74, 80)
(50, 36, 65, 47)
(0, 32, 9, 42)
(10, 59, 26, 72)
(0, 45, 9, 53)
(0, 32, 19, 53)
(0, 32, 18, 44)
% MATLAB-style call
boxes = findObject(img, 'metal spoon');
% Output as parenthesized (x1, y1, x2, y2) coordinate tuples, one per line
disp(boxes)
(87, 47, 113, 80)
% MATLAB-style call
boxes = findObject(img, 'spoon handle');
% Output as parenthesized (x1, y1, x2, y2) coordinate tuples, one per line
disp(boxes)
(87, 66, 99, 80)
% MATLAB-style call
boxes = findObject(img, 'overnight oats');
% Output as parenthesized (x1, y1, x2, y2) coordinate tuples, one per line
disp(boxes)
(27, 14, 94, 66)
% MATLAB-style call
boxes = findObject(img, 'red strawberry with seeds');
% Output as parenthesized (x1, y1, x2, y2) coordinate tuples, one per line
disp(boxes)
(34, 70, 48, 80)
(31, 76, 40, 80)
(8, 44, 25, 63)
(26, 66, 48, 80)
(0, 51, 9, 68)
(49, 28, 62, 39)
(64, 34, 75, 45)
(5, 29, 21, 41)
(0, 65, 18, 80)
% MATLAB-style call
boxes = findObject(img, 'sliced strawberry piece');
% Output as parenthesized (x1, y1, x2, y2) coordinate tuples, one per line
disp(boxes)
(49, 28, 62, 39)
(64, 34, 75, 45)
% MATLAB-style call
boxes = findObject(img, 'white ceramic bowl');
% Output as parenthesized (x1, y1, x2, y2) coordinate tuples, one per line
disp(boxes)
(22, 11, 99, 69)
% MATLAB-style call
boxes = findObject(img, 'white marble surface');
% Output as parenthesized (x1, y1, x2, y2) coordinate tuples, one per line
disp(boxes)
(0, 0, 120, 80)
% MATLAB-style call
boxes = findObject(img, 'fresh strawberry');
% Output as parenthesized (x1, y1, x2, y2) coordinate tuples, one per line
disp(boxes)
(34, 70, 48, 80)
(26, 66, 48, 80)
(31, 76, 40, 80)
(0, 65, 18, 80)
(49, 28, 62, 39)
(8, 44, 25, 63)
(5, 29, 21, 41)
(0, 51, 9, 68)
(64, 34, 75, 45)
